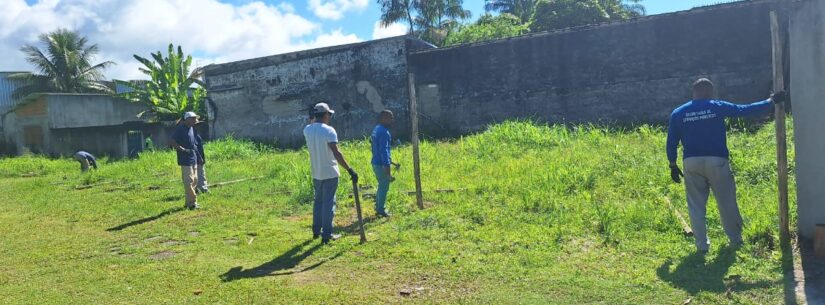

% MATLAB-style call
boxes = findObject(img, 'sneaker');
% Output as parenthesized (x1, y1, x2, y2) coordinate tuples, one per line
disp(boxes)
(377, 211, 391, 218)
(321, 234, 341, 245)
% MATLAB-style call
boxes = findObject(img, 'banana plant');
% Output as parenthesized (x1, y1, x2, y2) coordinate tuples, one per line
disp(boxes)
(114, 44, 206, 122)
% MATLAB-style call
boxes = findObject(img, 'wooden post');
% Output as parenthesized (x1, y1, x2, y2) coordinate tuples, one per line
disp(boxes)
(408, 73, 424, 210)
(770, 11, 790, 245)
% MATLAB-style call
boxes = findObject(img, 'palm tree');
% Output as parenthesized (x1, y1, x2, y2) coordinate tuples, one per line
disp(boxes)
(484, 0, 538, 23)
(378, 0, 417, 34)
(414, 0, 472, 45)
(10, 28, 114, 99)
(377, 0, 471, 45)
(622, 0, 646, 17)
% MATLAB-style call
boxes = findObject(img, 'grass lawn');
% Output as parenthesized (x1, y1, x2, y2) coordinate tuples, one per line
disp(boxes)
(0, 120, 797, 304)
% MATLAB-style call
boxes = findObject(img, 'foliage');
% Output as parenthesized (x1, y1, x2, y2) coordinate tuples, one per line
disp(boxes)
(444, 13, 528, 46)
(114, 44, 206, 122)
(377, 0, 471, 46)
(0, 119, 794, 304)
(529, 0, 644, 32)
(484, 0, 539, 23)
(9, 28, 114, 99)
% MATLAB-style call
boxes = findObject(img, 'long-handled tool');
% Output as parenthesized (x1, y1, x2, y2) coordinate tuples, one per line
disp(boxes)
(351, 179, 367, 244)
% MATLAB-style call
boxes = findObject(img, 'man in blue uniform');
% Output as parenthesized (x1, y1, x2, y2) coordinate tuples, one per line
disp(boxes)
(371, 110, 400, 217)
(170, 112, 201, 210)
(667, 78, 785, 252)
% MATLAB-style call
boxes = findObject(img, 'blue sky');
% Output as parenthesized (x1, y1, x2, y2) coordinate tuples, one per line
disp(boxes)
(5, 0, 742, 80)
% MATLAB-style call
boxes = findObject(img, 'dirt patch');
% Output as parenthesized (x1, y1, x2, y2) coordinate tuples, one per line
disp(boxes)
(149, 250, 176, 260)
(144, 236, 164, 242)
(189, 231, 200, 237)
(161, 240, 187, 247)
(224, 237, 239, 245)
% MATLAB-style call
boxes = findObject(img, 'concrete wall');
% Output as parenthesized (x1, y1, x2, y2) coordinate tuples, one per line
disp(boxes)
(408, 0, 778, 135)
(45, 94, 148, 129)
(2, 94, 159, 158)
(790, 0, 825, 239)
(203, 36, 434, 147)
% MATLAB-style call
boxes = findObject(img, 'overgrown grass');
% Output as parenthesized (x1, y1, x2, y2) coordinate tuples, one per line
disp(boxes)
(0, 119, 796, 304)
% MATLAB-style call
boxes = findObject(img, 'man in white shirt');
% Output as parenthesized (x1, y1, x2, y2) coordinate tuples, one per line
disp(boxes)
(303, 102, 358, 244)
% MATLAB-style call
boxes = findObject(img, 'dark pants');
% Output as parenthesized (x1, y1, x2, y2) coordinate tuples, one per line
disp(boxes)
(312, 177, 338, 239)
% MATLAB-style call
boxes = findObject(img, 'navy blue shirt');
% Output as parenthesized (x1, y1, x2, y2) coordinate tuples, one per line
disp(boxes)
(371, 124, 392, 166)
(667, 99, 771, 163)
(172, 124, 197, 166)
(195, 133, 206, 165)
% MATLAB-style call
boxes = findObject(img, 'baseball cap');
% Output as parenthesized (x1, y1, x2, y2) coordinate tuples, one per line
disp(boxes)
(313, 103, 335, 115)
(183, 112, 200, 120)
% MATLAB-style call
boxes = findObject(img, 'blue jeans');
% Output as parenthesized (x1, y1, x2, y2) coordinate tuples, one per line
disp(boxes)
(312, 177, 338, 239)
(372, 164, 391, 214)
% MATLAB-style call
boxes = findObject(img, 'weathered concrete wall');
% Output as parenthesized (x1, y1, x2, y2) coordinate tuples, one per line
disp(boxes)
(203, 36, 434, 147)
(408, 0, 778, 135)
(2, 94, 159, 157)
(790, 0, 825, 239)
(45, 94, 148, 129)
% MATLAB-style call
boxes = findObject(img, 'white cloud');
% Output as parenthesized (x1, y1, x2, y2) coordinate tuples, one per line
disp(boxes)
(0, 0, 364, 80)
(372, 21, 408, 40)
(308, 0, 369, 20)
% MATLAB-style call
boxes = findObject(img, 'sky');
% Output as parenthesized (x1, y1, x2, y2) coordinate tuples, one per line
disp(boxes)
(0, 0, 743, 80)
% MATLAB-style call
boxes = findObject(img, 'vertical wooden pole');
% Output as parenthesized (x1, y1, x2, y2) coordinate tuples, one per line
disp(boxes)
(770, 11, 790, 244)
(408, 73, 424, 210)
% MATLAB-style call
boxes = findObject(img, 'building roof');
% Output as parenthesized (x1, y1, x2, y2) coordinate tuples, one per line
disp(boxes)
(0, 72, 27, 111)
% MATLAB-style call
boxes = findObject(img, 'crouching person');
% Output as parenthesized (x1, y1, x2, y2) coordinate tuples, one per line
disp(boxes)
(73, 151, 98, 172)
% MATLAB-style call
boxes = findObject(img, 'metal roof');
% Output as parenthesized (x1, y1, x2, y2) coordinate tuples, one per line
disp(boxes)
(0, 72, 26, 111)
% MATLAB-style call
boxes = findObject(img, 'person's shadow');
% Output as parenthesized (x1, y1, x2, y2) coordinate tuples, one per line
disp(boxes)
(220, 239, 342, 282)
(657, 245, 777, 295)
(106, 207, 185, 231)
(219, 215, 380, 282)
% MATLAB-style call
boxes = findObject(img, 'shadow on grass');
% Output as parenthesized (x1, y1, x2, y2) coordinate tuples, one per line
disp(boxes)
(220, 239, 344, 281)
(106, 207, 185, 231)
(657, 245, 777, 295)
(219, 216, 381, 282)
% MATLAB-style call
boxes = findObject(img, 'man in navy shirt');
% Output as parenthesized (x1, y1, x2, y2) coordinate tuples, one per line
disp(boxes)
(73, 151, 98, 172)
(371, 110, 400, 217)
(667, 78, 785, 252)
(170, 112, 201, 210)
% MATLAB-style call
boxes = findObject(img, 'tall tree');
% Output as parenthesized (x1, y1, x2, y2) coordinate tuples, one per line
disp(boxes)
(114, 44, 206, 122)
(484, 0, 538, 23)
(378, 0, 417, 34)
(415, 0, 472, 46)
(445, 13, 528, 46)
(10, 28, 114, 99)
(376, 0, 471, 46)
(529, 0, 645, 33)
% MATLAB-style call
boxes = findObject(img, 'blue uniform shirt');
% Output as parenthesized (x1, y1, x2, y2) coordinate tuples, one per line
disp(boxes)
(667, 99, 771, 163)
(172, 124, 197, 166)
(371, 124, 392, 166)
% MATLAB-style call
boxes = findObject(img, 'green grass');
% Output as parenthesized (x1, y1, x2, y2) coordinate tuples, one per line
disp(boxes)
(0, 120, 796, 304)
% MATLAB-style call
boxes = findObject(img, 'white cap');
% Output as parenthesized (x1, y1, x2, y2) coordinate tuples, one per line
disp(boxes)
(313, 103, 335, 115)
(183, 112, 199, 120)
